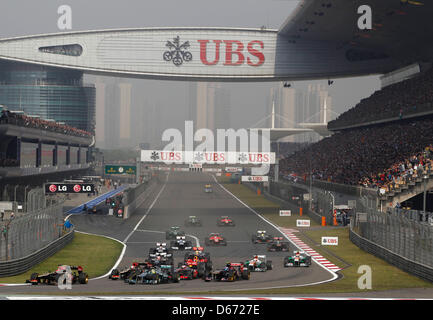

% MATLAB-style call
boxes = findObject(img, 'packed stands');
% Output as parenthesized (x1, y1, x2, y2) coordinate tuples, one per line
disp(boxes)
(279, 117, 433, 193)
(0, 109, 92, 138)
(328, 67, 433, 129)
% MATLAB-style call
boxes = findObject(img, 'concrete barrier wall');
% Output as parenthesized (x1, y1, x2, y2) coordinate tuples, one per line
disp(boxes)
(0, 228, 74, 277)
(123, 179, 157, 219)
(349, 226, 433, 283)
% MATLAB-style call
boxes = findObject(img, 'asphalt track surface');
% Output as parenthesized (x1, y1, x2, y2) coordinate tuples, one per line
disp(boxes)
(0, 172, 336, 294)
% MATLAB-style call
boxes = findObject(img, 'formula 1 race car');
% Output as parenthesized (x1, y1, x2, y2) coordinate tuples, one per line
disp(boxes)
(210, 262, 250, 282)
(217, 216, 235, 227)
(149, 242, 173, 256)
(109, 261, 152, 281)
(251, 230, 274, 244)
(284, 251, 312, 267)
(170, 236, 193, 251)
(204, 184, 213, 193)
(26, 265, 89, 285)
(267, 237, 290, 252)
(175, 264, 199, 280)
(146, 252, 174, 266)
(185, 215, 202, 227)
(126, 265, 180, 284)
(244, 255, 273, 272)
(183, 247, 213, 278)
(205, 233, 227, 246)
(166, 226, 186, 240)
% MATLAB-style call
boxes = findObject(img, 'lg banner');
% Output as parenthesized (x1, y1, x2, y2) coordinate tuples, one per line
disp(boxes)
(45, 183, 94, 194)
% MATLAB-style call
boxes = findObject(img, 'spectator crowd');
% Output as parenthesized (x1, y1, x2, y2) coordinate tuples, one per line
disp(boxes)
(0, 109, 92, 138)
(328, 67, 433, 129)
(279, 117, 433, 192)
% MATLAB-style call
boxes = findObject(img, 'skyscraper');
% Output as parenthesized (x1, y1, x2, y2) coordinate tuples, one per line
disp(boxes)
(269, 83, 333, 143)
(118, 82, 132, 145)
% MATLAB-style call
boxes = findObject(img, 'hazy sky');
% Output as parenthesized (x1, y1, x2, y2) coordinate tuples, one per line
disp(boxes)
(0, 0, 381, 148)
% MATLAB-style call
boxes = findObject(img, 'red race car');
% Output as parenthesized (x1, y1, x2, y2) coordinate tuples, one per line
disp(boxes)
(205, 233, 227, 246)
(217, 216, 235, 226)
(183, 247, 213, 278)
(175, 265, 199, 280)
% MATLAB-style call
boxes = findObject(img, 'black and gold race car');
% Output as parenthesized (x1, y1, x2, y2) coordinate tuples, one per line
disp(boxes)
(26, 265, 88, 285)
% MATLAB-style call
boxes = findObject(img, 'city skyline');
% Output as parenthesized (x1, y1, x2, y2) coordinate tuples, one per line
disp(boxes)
(0, 1, 382, 150)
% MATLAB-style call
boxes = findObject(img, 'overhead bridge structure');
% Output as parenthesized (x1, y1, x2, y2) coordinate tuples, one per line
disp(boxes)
(0, 1, 432, 82)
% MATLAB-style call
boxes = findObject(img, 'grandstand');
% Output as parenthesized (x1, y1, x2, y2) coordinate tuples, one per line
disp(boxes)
(279, 65, 433, 212)
(328, 65, 433, 130)
(0, 107, 95, 205)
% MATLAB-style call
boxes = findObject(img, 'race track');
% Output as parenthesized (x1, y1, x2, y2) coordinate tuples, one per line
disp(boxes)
(0, 172, 337, 294)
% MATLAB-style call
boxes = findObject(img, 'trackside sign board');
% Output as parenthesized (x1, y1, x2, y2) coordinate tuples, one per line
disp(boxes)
(279, 210, 291, 216)
(296, 219, 310, 227)
(241, 176, 269, 182)
(321, 237, 339, 246)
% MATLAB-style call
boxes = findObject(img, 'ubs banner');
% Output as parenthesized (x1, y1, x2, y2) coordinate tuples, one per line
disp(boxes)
(141, 150, 275, 165)
(0, 27, 398, 81)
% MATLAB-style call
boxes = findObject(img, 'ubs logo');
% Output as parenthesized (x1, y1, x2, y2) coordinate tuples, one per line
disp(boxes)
(163, 36, 192, 66)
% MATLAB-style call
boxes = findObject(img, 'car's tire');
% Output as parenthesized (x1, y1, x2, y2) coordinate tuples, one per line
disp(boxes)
(197, 263, 205, 278)
(242, 270, 250, 280)
(29, 273, 39, 285)
(266, 261, 273, 270)
(78, 272, 88, 284)
(110, 269, 119, 279)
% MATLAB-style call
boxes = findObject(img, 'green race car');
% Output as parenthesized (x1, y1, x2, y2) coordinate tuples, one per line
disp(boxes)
(185, 215, 202, 227)
(284, 251, 312, 267)
(166, 226, 186, 240)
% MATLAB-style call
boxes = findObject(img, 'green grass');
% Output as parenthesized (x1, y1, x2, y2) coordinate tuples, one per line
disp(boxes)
(215, 178, 433, 294)
(0, 232, 123, 284)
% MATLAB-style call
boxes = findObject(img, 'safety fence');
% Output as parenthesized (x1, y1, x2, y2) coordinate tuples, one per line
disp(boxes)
(0, 203, 65, 262)
(268, 181, 326, 224)
(0, 228, 74, 277)
(351, 210, 433, 270)
(268, 179, 433, 281)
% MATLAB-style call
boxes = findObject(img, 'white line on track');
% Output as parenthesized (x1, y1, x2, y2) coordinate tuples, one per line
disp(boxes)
(186, 234, 200, 247)
(92, 173, 170, 280)
(75, 231, 127, 281)
(122, 174, 169, 244)
(134, 229, 165, 234)
(211, 174, 339, 287)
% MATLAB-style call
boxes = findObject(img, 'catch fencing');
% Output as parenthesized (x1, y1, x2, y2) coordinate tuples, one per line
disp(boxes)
(352, 209, 433, 269)
(0, 203, 65, 261)
(269, 179, 433, 281)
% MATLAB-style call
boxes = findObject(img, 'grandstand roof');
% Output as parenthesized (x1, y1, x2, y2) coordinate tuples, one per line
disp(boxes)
(0, 1, 431, 81)
(279, 0, 433, 70)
